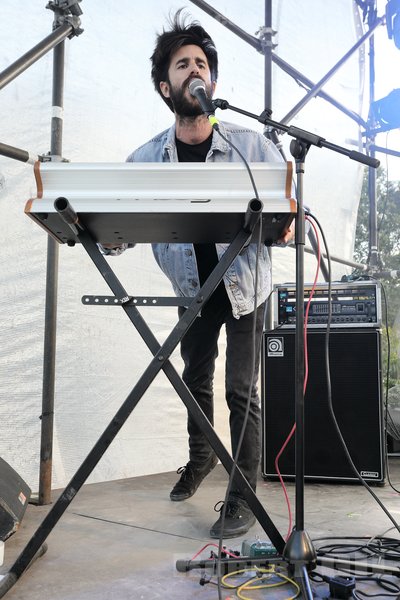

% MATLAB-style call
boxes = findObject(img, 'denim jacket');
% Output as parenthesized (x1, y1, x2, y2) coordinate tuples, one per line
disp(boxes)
(126, 121, 284, 319)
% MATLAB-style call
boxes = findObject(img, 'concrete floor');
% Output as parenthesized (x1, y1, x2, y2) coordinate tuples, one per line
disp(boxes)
(1, 459, 400, 599)
(1, 275, 391, 598)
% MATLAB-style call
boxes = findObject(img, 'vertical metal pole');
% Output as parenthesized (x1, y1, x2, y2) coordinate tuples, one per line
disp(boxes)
(263, 0, 274, 329)
(368, 26, 378, 268)
(264, 0, 273, 110)
(38, 38, 64, 505)
(294, 163, 305, 532)
(283, 150, 316, 598)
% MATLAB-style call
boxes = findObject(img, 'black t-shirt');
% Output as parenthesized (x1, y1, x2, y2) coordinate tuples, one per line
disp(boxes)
(175, 135, 229, 310)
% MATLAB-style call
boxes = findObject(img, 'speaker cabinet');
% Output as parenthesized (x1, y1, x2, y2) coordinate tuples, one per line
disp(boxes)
(262, 329, 385, 483)
(0, 457, 31, 541)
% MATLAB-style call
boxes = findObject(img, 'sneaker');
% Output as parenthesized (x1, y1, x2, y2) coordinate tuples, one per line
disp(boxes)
(209, 498, 256, 539)
(170, 455, 218, 501)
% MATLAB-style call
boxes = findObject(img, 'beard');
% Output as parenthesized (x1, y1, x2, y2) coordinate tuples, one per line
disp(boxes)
(168, 77, 213, 118)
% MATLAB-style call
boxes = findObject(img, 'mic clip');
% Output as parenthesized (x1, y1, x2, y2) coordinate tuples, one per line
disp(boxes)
(212, 98, 229, 110)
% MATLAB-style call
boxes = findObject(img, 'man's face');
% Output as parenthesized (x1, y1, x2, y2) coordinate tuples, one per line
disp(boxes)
(159, 44, 216, 117)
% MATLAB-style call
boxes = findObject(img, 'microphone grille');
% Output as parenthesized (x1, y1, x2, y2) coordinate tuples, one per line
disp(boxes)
(188, 78, 205, 94)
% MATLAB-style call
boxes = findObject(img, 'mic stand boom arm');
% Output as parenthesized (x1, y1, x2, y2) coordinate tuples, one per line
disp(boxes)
(212, 98, 379, 169)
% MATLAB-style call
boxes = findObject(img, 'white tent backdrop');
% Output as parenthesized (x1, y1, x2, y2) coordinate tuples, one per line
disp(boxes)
(0, 0, 365, 491)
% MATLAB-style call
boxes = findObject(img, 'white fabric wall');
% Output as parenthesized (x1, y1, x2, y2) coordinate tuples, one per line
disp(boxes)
(0, 0, 365, 491)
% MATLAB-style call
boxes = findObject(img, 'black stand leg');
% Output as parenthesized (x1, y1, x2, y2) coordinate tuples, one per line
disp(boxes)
(78, 225, 285, 553)
(0, 202, 285, 596)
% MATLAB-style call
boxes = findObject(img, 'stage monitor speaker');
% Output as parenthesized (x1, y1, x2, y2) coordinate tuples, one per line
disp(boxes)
(0, 457, 31, 541)
(262, 328, 385, 483)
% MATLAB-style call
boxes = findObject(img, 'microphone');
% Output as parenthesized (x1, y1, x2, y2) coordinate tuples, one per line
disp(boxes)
(188, 78, 216, 117)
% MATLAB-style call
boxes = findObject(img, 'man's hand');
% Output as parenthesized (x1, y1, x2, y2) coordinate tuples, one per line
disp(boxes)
(98, 242, 135, 255)
(276, 222, 295, 245)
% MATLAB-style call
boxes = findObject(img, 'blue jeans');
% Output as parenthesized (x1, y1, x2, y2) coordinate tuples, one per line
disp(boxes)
(179, 299, 264, 499)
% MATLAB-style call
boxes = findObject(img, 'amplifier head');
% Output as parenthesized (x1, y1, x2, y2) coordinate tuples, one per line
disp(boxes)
(273, 280, 381, 329)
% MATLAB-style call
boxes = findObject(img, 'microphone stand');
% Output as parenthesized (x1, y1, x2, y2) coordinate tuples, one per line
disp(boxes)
(213, 98, 379, 597)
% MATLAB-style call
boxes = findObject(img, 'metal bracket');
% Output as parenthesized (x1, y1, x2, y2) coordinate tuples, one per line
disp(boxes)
(255, 26, 278, 50)
(46, 0, 84, 38)
(39, 152, 70, 163)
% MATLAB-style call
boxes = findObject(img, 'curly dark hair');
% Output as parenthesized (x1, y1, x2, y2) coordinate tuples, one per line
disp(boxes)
(150, 8, 219, 112)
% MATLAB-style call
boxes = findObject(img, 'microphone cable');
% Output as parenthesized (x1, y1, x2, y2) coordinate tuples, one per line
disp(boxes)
(209, 125, 265, 600)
